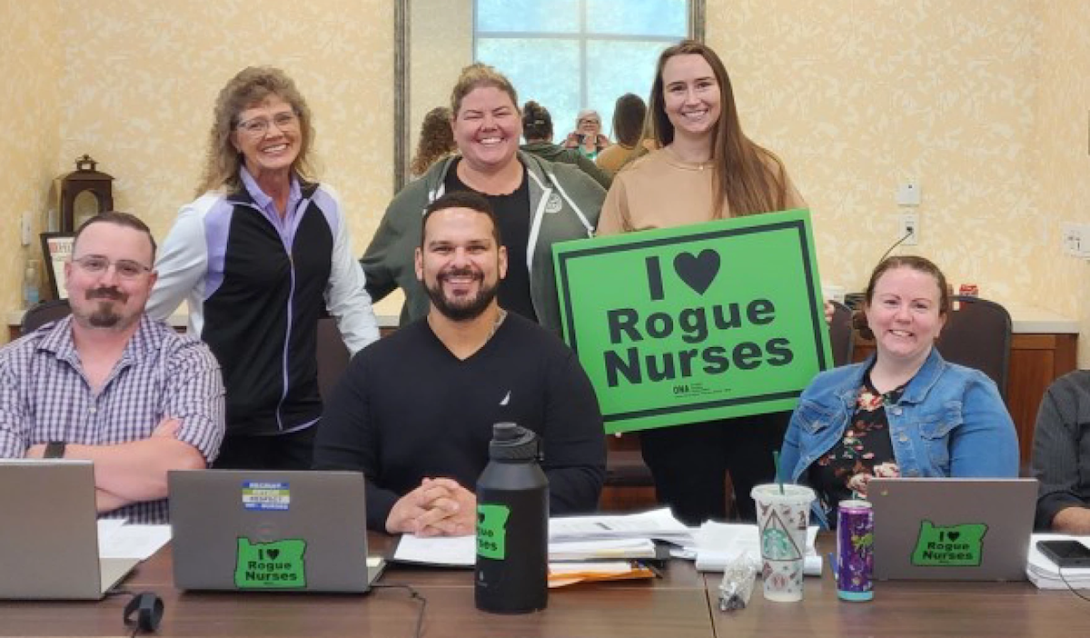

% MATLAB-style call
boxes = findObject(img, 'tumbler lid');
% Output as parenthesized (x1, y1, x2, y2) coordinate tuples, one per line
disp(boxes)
(489, 422, 541, 461)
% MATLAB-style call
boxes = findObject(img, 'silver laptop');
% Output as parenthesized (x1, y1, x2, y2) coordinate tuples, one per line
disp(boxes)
(169, 469, 385, 592)
(869, 477, 1037, 581)
(0, 460, 139, 600)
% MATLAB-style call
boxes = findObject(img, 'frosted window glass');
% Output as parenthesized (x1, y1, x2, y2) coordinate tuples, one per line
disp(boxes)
(477, 38, 582, 138)
(477, 0, 580, 33)
(586, 40, 668, 135)
(587, 0, 689, 37)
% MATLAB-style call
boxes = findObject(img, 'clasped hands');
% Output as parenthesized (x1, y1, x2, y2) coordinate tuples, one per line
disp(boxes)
(386, 477, 476, 537)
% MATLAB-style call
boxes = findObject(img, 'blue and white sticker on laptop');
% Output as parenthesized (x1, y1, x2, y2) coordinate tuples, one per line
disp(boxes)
(242, 482, 291, 511)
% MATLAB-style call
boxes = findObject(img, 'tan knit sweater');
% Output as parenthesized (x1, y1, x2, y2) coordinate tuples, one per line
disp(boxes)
(597, 147, 806, 235)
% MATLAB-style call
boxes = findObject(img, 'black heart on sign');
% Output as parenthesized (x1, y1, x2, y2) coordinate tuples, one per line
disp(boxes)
(673, 249, 720, 295)
(267, 549, 280, 560)
(947, 531, 960, 542)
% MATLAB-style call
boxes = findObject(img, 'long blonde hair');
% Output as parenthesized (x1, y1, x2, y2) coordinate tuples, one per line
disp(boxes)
(646, 41, 789, 218)
(197, 66, 317, 195)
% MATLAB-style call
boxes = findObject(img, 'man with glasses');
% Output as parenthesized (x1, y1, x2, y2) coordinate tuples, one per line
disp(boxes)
(0, 212, 225, 523)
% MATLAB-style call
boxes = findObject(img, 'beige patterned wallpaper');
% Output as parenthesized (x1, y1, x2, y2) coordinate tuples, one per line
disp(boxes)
(38, 0, 397, 315)
(410, 0, 473, 147)
(709, 0, 1043, 304)
(0, 0, 61, 312)
(2, 0, 1089, 365)
(1035, 0, 1090, 364)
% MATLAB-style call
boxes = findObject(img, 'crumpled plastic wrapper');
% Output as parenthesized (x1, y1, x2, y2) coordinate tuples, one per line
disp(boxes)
(718, 553, 760, 611)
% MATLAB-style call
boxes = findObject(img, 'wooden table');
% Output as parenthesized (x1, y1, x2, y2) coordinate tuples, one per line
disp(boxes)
(2, 534, 1087, 637)
(0, 534, 715, 638)
(712, 535, 1090, 638)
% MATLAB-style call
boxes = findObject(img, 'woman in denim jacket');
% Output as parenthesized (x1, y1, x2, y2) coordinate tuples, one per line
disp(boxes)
(780, 256, 1019, 527)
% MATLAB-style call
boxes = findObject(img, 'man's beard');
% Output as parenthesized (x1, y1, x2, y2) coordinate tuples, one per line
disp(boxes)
(425, 267, 498, 322)
(83, 287, 129, 329)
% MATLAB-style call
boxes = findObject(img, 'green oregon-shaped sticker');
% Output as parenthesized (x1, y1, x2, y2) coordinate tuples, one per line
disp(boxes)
(234, 538, 308, 589)
(910, 521, 988, 566)
(477, 503, 511, 560)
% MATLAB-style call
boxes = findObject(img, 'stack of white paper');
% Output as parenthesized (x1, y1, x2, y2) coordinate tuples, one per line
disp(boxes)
(689, 522, 823, 576)
(1026, 533, 1090, 590)
(393, 509, 693, 567)
(548, 508, 693, 545)
(97, 520, 172, 561)
(549, 538, 657, 561)
(392, 535, 660, 566)
(393, 534, 475, 566)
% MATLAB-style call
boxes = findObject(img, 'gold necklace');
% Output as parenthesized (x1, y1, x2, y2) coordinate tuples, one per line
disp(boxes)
(488, 309, 508, 341)
(427, 308, 508, 342)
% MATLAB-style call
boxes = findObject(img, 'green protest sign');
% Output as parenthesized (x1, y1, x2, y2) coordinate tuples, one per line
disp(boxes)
(553, 209, 831, 434)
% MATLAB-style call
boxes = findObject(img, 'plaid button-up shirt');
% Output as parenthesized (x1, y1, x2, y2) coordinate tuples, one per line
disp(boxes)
(0, 314, 225, 523)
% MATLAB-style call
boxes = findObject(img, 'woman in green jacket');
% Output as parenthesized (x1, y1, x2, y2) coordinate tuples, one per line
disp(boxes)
(361, 64, 606, 334)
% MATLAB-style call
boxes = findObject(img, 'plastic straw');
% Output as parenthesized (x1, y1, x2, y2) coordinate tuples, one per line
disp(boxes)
(773, 451, 784, 495)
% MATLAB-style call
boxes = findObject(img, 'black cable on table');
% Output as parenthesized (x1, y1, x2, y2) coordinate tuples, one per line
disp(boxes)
(373, 582, 428, 638)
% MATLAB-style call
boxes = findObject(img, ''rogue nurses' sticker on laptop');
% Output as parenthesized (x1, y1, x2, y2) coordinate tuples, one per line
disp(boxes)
(910, 521, 988, 567)
(242, 481, 290, 511)
(234, 538, 308, 589)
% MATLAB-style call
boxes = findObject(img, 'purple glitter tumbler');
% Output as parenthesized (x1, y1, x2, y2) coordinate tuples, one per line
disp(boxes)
(836, 500, 874, 601)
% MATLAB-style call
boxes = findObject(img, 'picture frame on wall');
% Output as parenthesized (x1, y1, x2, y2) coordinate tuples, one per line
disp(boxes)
(40, 232, 75, 300)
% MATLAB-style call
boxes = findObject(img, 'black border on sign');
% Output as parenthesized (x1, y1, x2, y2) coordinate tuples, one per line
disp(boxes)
(40, 232, 75, 300)
(556, 219, 827, 424)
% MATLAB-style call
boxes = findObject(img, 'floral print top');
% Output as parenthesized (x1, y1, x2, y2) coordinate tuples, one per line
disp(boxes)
(809, 369, 906, 526)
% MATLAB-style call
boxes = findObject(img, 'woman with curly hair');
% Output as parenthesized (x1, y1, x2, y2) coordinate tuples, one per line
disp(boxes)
(148, 66, 379, 470)
(410, 106, 456, 178)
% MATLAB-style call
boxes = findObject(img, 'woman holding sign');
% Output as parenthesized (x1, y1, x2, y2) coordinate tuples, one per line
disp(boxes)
(780, 256, 1018, 527)
(598, 41, 806, 524)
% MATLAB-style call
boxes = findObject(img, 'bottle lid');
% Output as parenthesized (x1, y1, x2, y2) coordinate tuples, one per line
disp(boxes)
(489, 422, 541, 462)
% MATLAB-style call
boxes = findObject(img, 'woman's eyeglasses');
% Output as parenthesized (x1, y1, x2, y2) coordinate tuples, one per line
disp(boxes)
(236, 111, 299, 137)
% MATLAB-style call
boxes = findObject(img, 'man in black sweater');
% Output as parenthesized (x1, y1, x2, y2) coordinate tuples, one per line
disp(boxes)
(314, 191, 605, 535)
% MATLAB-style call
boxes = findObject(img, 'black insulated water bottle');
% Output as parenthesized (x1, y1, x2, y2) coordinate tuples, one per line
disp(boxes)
(475, 422, 548, 614)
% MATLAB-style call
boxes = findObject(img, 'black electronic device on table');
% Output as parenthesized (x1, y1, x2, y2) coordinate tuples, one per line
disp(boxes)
(1036, 540, 1090, 569)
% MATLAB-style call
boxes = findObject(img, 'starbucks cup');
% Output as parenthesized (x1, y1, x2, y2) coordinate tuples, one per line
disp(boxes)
(751, 484, 815, 602)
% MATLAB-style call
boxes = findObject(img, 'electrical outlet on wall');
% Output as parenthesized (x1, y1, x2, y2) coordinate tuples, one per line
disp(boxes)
(1062, 222, 1080, 256)
(20, 211, 32, 246)
(1061, 222, 1090, 258)
(900, 212, 919, 246)
(896, 180, 921, 206)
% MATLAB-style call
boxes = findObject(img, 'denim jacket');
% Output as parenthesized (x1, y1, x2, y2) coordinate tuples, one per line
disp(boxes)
(779, 348, 1019, 527)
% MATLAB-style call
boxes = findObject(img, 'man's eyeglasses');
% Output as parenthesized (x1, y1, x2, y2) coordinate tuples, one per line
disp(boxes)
(71, 256, 152, 279)
(236, 111, 299, 137)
